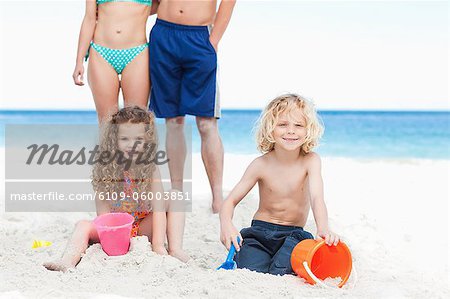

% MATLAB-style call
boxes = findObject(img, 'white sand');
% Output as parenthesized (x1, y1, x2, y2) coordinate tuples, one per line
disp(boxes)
(1, 151, 449, 298)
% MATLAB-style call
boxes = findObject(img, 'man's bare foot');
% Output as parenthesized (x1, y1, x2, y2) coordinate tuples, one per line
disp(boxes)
(212, 199, 223, 214)
(43, 260, 74, 272)
(169, 249, 190, 263)
(152, 245, 169, 255)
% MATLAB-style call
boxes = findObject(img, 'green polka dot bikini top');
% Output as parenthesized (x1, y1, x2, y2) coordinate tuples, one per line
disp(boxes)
(97, 0, 152, 6)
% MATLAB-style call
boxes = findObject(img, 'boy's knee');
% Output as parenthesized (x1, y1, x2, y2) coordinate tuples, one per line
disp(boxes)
(235, 250, 270, 274)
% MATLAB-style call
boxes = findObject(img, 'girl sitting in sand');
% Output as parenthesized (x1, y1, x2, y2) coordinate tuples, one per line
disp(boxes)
(44, 106, 187, 271)
(220, 94, 340, 275)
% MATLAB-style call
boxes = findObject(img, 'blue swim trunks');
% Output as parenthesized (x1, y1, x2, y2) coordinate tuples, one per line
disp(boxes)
(149, 19, 220, 118)
(234, 220, 314, 275)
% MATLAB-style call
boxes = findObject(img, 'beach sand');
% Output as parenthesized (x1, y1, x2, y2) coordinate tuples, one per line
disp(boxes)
(1, 151, 449, 298)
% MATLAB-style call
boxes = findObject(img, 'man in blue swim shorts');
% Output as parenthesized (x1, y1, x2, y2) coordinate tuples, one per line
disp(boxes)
(150, 0, 236, 213)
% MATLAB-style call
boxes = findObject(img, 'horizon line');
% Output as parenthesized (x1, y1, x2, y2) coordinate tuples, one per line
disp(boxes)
(0, 108, 449, 113)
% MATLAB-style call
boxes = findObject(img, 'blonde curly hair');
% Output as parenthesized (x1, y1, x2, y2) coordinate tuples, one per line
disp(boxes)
(255, 94, 324, 154)
(91, 106, 157, 199)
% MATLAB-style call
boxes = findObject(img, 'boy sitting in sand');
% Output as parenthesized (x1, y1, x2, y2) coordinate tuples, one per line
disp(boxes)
(220, 94, 340, 275)
(44, 107, 188, 271)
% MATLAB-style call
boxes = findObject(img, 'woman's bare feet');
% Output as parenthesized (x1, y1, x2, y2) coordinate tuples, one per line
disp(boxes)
(43, 259, 75, 272)
(169, 249, 190, 263)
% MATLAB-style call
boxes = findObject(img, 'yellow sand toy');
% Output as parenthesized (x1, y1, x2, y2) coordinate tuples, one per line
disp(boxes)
(32, 240, 52, 249)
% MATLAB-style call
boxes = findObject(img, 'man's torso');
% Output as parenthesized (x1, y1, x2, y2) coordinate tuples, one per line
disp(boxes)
(157, 0, 217, 25)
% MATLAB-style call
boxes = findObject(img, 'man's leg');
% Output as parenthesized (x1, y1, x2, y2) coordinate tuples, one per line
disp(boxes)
(167, 211, 190, 262)
(166, 189, 190, 262)
(196, 116, 224, 213)
(166, 117, 186, 191)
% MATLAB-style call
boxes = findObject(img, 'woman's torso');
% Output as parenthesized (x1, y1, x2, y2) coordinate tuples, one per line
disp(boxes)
(94, 1, 151, 48)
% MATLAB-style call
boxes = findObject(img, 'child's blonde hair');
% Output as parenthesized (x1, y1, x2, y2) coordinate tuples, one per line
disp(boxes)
(255, 94, 324, 154)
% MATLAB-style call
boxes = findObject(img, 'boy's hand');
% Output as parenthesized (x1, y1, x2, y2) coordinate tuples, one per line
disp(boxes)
(316, 230, 340, 246)
(220, 223, 243, 251)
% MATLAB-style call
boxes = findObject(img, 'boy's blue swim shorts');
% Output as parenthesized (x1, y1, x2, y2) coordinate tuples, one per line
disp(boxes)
(149, 19, 220, 118)
(234, 220, 314, 275)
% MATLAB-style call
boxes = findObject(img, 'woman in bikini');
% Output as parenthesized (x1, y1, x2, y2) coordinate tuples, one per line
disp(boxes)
(74, 0, 157, 121)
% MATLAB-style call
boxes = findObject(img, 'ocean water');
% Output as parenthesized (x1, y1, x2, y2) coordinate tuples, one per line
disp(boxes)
(0, 110, 449, 159)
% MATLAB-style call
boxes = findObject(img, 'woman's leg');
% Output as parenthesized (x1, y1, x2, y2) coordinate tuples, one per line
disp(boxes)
(87, 49, 121, 123)
(43, 220, 99, 272)
(121, 47, 150, 109)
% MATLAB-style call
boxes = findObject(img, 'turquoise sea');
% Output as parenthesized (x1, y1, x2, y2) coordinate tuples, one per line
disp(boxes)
(0, 110, 449, 159)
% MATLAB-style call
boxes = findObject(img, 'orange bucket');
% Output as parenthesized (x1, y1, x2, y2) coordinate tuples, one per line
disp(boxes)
(291, 239, 352, 288)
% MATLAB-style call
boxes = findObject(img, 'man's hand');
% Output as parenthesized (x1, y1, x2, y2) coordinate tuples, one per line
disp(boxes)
(209, 36, 219, 52)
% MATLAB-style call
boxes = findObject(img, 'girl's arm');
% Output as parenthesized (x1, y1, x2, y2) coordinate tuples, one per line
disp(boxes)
(219, 157, 260, 250)
(307, 152, 340, 246)
(73, 0, 97, 86)
(150, 166, 168, 255)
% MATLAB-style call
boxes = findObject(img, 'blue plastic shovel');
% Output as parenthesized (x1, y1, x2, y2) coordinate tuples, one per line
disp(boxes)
(217, 237, 241, 270)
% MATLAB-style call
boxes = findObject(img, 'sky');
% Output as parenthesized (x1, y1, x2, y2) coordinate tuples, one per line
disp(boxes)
(0, 0, 448, 110)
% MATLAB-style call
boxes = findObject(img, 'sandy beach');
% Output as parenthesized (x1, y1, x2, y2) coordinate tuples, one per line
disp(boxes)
(1, 151, 449, 298)
(0, 0, 448, 297)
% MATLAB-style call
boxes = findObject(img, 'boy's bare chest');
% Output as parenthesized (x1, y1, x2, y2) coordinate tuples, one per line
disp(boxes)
(259, 167, 308, 197)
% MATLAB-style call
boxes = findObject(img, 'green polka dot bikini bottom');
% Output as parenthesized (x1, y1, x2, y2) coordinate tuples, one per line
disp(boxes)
(85, 41, 148, 74)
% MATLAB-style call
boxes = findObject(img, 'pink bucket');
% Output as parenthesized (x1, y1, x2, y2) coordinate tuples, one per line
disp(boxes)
(93, 213, 134, 256)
